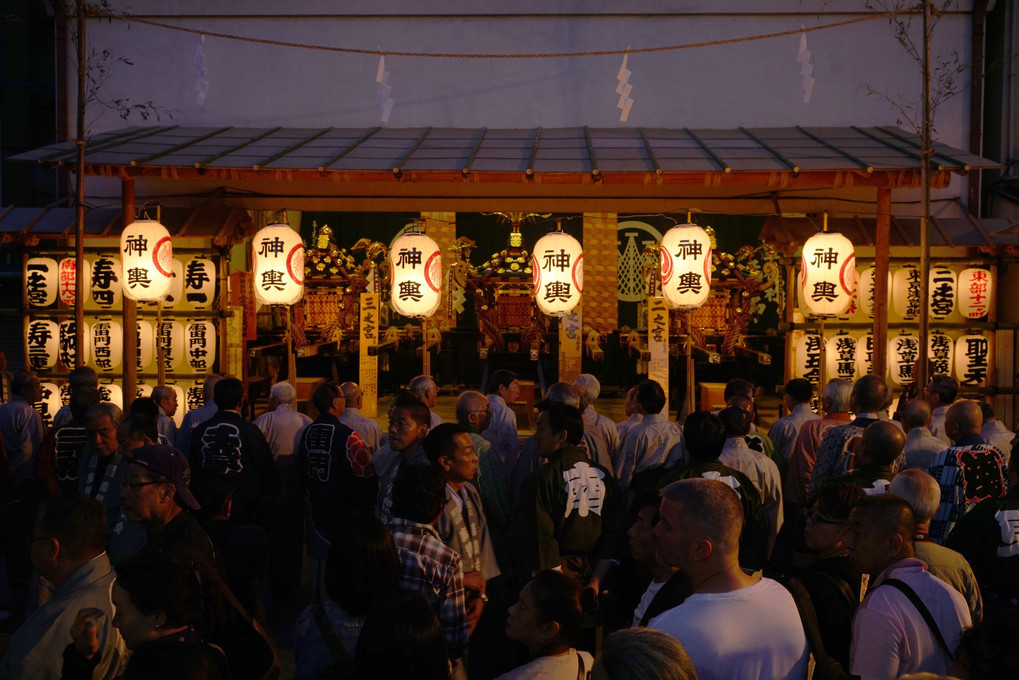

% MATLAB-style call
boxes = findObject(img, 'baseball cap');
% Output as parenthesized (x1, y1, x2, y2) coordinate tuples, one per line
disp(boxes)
(130, 444, 201, 511)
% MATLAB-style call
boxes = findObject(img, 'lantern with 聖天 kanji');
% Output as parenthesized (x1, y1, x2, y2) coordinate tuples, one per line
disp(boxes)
(91, 321, 123, 373)
(532, 230, 583, 316)
(36, 382, 61, 428)
(26, 320, 59, 371)
(928, 267, 956, 319)
(58, 320, 91, 370)
(800, 232, 856, 317)
(390, 230, 443, 317)
(184, 258, 216, 309)
(90, 257, 122, 309)
(660, 223, 712, 310)
(252, 224, 304, 305)
(957, 268, 993, 319)
(58, 258, 90, 307)
(98, 383, 123, 410)
(25, 258, 58, 308)
(889, 334, 921, 386)
(794, 334, 824, 385)
(928, 332, 954, 378)
(826, 334, 857, 380)
(892, 266, 922, 321)
(162, 259, 185, 308)
(955, 335, 990, 386)
(185, 321, 216, 372)
(137, 321, 154, 370)
(157, 321, 185, 372)
(121, 220, 173, 302)
(855, 334, 875, 376)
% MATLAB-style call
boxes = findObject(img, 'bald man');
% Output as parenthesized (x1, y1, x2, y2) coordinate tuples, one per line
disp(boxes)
(337, 381, 383, 453)
(927, 399, 1009, 544)
(839, 421, 905, 495)
(901, 399, 945, 470)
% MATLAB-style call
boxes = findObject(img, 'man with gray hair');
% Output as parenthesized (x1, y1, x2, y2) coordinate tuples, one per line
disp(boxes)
(616, 386, 642, 441)
(923, 374, 959, 445)
(150, 385, 179, 443)
(409, 374, 443, 429)
(889, 469, 983, 623)
(253, 381, 312, 463)
(455, 390, 511, 530)
(177, 374, 221, 454)
(576, 373, 620, 469)
(785, 378, 851, 517)
(338, 381, 383, 452)
(901, 399, 945, 470)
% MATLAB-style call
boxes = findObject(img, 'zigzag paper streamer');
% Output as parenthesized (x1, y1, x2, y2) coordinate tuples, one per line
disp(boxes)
(376, 55, 394, 124)
(797, 32, 815, 104)
(615, 49, 633, 122)
(194, 35, 210, 106)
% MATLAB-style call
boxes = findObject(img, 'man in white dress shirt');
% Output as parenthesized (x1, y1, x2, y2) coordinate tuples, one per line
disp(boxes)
(339, 381, 384, 453)
(615, 379, 685, 489)
(767, 378, 819, 464)
(901, 399, 947, 470)
(616, 386, 642, 442)
(575, 373, 621, 470)
(410, 374, 444, 430)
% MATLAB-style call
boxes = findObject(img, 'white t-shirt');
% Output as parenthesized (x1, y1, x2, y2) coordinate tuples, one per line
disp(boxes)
(650, 577, 808, 680)
(632, 579, 667, 626)
(494, 649, 594, 680)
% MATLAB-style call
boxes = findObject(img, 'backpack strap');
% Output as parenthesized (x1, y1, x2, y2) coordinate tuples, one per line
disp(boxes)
(312, 603, 355, 668)
(880, 579, 953, 659)
(812, 568, 859, 610)
(575, 650, 586, 680)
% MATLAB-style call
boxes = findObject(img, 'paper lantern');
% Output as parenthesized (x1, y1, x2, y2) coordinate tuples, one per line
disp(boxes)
(98, 383, 123, 410)
(927, 332, 954, 378)
(185, 321, 216, 372)
(855, 334, 875, 376)
(58, 320, 91, 370)
(794, 334, 824, 384)
(25, 258, 58, 307)
(660, 223, 712, 310)
(389, 231, 443, 317)
(157, 321, 185, 372)
(888, 334, 921, 386)
(91, 321, 124, 373)
(162, 259, 185, 308)
(955, 335, 990, 386)
(121, 219, 173, 301)
(136, 383, 153, 399)
(957, 268, 993, 319)
(35, 382, 62, 428)
(90, 256, 122, 309)
(185, 383, 204, 413)
(26, 319, 59, 371)
(892, 266, 922, 320)
(532, 230, 583, 316)
(169, 384, 185, 427)
(58, 258, 91, 307)
(836, 278, 860, 321)
(184, 258, 217, 309)
(826, 335, 857, 380)
(136, 321, 154, 370)
(858, 268, 890, 317)
(928, 267, 956, 319)
(252, 224, 304, 305)
(800, 232, 856, 317)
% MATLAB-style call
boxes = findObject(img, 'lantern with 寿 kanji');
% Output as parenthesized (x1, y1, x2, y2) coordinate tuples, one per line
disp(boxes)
(799, 232, 856, 317)
(252, 224, 304, 305)
(955, 334, 990, 386)
(390, 230, 443, 317)
(892, 266, 922, 321)
(121, 220, 173, 301)
(185, 321, 216, 372)
(660, 223, 712, 310)
(90, 256, 122, 309)
(889, 334, 921, 386)
(25, 258, 58, 307)
(26, 319, 59, 371)
(957, 268, 993, 319)
(826, 334, 857, 380)
(794, 334, 824, 384)
(183, 258, 216, 309)
(532, 230, 583, 316)
(58, 320, 90, 369)
(928, 267, 956, 319)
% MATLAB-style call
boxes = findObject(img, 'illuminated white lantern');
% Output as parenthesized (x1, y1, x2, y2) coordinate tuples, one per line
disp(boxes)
(660, 223, 712, 310)
(58, 320, 91, 370)
(58, 258, 91, 307)
(183, 258, 216, 309)
(957, 268, 993, 319)
(800, 232, 856, 317)
(98, 383, 123, 410)
(137, 321, 154, 369)
(162, 259, 185, 308)
(185, 383, 204, 413)
(35, 382, 62, 428)
(25, 319, 59, 371)
(157, 321, 185, 372)
(855, 334, 875, 376)
(252, 223, 304, 305)
(794, 334, 824, 384)
(390, 230, 443, 317)
(185, 321, 216, 372)
(836, 274, 860, 321)
(928, 267, 956, 319)
(888, 334, 921, 386)
(90, 256, 122, 309)
(121, 219, 173, 301)
(91, 320, 124, 373)
(892, 266, 922, 320)
(25, 258, 58, 307)
(136, 383, 153, 399)
(858, 268, 890, 317)
(532, 230, 584, 316)
(955, 334, 990, 386)
(826, 335, 857, 380)
(169, 384, 185, 427)
(60, 382, 71, 406)
(927, 332, 954, 378)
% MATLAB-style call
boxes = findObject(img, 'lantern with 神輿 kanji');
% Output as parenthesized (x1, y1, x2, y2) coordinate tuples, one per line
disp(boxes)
(957, 268, 993, 319)
(928, 266, 956, 319)
(889, 334, 921, 386)
(826, 334, 857, 380)
(955, 335, 990, 386)
(185, 321, 216, 372)
(25, 258, 58, 308)
(26, 319, 59, 371)
(799, 232, 856, 317)
(928, 332, 954, 378)
(184, 258, 216, 309)
(794, 334, 824, 385)
(532, 230, 583, 316)
(252, 224, 304, 305)
(891, 266, 922, 321)
(390, 230, 443, 317)
(58, 320, 91, 370)
(660, 223, 712, 310)
(121, 220, 173, 302)
(91, 321, 123, 373)
(855, 334, 875, 376)
(58, 258, 90, 307)
(90, 256, 122, 309)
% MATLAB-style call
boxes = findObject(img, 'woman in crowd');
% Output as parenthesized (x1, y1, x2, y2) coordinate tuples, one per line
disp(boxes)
(497, 569, 593, 680)
(592, 627, 698, 680)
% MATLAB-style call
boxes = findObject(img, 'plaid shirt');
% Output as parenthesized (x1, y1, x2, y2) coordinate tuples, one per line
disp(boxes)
(390, 518, 468, 659)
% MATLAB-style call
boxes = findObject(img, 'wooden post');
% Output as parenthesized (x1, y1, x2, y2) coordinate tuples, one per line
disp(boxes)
(422, 318, 431, 377)
(156, 301, 165, 385)
(873, 188, 891, 377)
(122, 178, 138, 399)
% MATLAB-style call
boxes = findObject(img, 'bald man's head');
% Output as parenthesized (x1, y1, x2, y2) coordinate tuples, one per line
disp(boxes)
(860, 421, 905, 467)
(946, 399, 983, 442)
(901, 398, 933, 430)
(851, 374, 889, 414)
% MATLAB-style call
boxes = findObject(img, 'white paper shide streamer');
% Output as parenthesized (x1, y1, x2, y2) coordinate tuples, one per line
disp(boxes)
(377, 55, 394, 125)
(195, 35, 210, 105)
(616, 49, 634, 122)
(797, 32, 815, 103)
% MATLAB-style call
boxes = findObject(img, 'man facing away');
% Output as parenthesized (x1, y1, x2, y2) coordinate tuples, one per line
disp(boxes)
(901, 398, 947, 471)
(785, 378, 852, 518)
(575, 374, 621, 470)
(845, 494, 971, 680)
(649, 478, 808, 680)
(615, 386, 642, 443)
(150, 385, 179, 444)
(338, 381, 384, 453)
(410, 374, 444, 430)
(253, 380, 311, 463)
(838, 421, 904, 495)
(177, 375, 221, 454)
(615, 379, 685, 490)
(768, 378, 820, 466)
(979, 401, 1014, 461)
(924, 374, 958, 445)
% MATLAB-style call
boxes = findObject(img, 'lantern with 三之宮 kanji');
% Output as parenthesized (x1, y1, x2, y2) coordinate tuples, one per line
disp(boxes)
(58, 320, 91, 369)
(252, 224, 304, 305)
(794, 334, 824, 384)
(390, 230, 443, 317)
(800, 232, 856, 317)
(185, 321, 216, 372)
(26, 319, 58, 371)
(90, 256, 122, 309)
(660, 223, 711, 310)
(955, 334, 990, 386)
(855, 334, 875, 376)
(532, 230, 583, 316)
(826, 335, 857, 380)
(957, 268, 993, 319)
(889, 334, 921, 386)
(928, 332, 954, 378)
(25, 258, 58, 307)
(184, 258, 216, 309)
(121, 220, 173, 302)
(58, 258, 90, 307)
(928, 267, 956, 319)
(892, 266, 922, 321)
(91, 321, 123, 373)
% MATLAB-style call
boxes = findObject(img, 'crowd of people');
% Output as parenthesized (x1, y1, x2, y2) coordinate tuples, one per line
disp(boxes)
(0, 365, 1017, 680)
